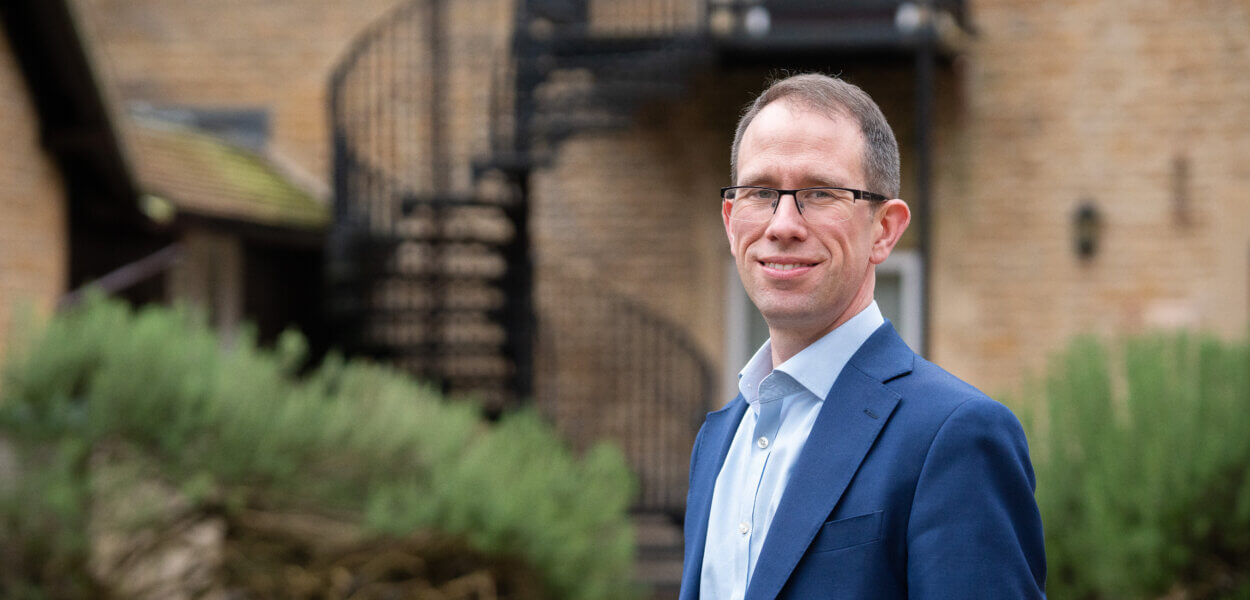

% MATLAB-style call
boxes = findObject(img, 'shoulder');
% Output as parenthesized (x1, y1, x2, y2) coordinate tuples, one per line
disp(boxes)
(846, 323, 1021, 436)
(905, 355, 988, 401)
(897, 358, 1035, 485)
(889, 355, 1007, 418)
(876, 354, 1030, 462)
(850, 321, 999, 415)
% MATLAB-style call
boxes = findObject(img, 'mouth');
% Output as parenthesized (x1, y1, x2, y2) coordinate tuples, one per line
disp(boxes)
(761, 261, 817, 271)
(758, 259, 820, 279)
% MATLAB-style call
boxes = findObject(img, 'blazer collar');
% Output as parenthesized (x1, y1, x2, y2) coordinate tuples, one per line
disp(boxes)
(745, 322, 914, 600)
(846, 319, 914, 384)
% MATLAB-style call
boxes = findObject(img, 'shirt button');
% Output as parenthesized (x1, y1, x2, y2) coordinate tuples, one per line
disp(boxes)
(757, 436, 769, 449)
(739, 522, 750, 534)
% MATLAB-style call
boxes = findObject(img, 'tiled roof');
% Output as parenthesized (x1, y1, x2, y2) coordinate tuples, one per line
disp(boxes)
(125, 117, 328, 230)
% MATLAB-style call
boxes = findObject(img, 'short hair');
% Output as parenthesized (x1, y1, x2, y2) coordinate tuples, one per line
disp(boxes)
(730, 73, 901, 199)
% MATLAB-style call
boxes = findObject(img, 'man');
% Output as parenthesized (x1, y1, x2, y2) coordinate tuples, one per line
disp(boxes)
(679, 73, 1046, 599)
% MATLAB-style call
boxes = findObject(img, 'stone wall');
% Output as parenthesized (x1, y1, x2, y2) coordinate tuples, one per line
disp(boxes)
(0, 27, 67, 371)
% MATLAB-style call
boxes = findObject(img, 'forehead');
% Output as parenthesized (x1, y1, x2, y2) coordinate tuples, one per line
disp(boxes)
(737, 99, 866, 186)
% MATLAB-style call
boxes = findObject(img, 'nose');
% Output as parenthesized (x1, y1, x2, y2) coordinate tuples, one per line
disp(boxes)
(764, 192, 808, 241)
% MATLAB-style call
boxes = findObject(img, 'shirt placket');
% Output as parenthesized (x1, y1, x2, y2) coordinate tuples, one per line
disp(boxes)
(736, 376, 784, 594)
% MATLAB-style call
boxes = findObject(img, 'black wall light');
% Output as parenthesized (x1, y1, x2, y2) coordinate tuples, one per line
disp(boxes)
(1074, 200, 1102, 259)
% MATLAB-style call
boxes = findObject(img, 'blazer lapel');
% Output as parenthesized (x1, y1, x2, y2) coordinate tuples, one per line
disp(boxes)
(679, 395, 748, 600)
(744, 323, 913, 600)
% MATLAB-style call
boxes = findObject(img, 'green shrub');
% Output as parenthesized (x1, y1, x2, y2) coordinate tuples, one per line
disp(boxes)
(0, 294, 636, 599)
(1021, 332, 1250, 599)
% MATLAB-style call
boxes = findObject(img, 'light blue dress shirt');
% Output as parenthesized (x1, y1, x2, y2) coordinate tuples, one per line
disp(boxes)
(699, 302, 885, 600)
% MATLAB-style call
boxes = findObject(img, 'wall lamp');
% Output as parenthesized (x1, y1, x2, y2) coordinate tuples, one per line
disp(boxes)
(1073, 200, 1102, 260)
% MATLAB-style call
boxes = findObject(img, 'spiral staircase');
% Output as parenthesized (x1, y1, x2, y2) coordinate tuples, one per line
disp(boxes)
(327, 0, 717, 523)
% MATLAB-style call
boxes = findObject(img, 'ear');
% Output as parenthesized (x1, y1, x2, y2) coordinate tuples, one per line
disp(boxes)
(722, 200, 737, 253)
(869, 199, 911, 265)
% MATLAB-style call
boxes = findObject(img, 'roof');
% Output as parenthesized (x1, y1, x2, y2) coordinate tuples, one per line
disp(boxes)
(126, 118, 329, 231)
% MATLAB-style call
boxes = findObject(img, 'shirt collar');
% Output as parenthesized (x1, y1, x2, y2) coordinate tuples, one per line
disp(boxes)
(738, 301, 885, 405)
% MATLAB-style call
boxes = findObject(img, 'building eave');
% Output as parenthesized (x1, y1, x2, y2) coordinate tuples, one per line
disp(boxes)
(0, 0, 144, 224)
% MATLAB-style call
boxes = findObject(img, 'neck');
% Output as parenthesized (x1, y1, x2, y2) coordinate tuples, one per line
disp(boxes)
(768, 299, 872, 366)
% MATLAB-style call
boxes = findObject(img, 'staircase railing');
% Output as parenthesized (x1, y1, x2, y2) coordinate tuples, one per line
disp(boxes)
(327, 0, 527, 410)
(535, 271, 715, 517)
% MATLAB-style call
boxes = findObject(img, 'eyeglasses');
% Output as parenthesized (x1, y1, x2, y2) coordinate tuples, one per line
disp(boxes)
(720, 186, 888, 223)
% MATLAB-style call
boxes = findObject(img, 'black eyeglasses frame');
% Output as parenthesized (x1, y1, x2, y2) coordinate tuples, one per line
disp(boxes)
(720, 186, 889, 205)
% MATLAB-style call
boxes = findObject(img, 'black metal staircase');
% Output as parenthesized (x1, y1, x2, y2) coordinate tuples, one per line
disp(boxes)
(327, 0, 717, 521)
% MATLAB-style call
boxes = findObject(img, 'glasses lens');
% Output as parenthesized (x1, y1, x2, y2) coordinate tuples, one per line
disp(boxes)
(797, 188, 856, 222)
(726, 187, 776, 223)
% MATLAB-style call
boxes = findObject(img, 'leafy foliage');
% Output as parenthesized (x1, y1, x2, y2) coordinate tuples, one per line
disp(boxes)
(1021, 332, 1250, 599)
(0, 294, 636, 599)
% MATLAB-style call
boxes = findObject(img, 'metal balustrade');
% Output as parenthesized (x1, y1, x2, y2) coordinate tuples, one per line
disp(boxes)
(535, 273, 715, 516)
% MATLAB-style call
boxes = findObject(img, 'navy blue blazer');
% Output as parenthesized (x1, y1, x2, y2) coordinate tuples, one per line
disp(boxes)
(680, 322, 1046, 599)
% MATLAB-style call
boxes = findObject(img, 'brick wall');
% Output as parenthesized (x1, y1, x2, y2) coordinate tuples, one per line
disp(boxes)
(930, 0, 1250, 396)
(0, 28, 68, 370)
(71, 0, 415, 186)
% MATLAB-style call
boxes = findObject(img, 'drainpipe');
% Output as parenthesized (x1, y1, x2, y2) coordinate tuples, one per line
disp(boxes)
(913, 1, 936, 357)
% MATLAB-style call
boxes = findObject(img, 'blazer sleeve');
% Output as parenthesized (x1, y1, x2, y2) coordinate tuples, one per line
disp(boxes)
(906, 397, 1047, 598)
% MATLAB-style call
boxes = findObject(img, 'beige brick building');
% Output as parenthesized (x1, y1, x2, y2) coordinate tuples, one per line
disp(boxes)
(63, 0, 1250, 407)
(0, 25, 67, 369)
(16, 1, 1232, 466)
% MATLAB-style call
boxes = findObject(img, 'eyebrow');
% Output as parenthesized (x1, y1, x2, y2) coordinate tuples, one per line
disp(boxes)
(736, 177, 854, 189)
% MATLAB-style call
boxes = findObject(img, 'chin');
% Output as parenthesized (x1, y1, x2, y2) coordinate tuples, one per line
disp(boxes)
(756, 305, 818, 329)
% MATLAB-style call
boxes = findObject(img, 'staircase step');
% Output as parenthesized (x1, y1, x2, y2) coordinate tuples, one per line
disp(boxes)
(635, 512, 683, 548)
(632, 512, 684, 599)
(635, 559, 682, 599)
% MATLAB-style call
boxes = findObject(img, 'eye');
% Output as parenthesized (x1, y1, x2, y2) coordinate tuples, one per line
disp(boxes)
(747, 187, 778, 201)
(800, 188, 849, 204)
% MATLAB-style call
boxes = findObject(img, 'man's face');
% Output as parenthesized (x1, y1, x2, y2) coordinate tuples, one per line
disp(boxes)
(724, 99, 892, 341)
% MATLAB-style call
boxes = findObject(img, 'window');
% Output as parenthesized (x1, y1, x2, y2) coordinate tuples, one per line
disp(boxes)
(875, 249, 924, 352)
